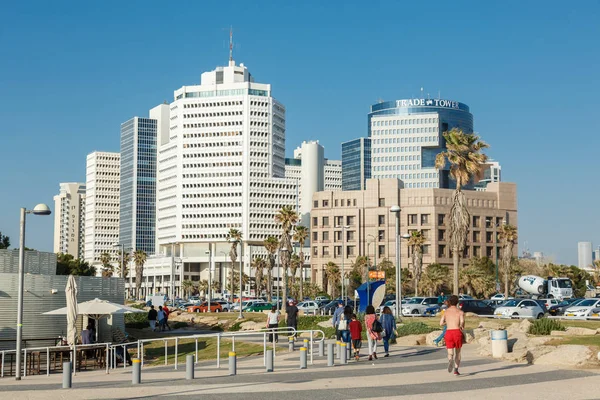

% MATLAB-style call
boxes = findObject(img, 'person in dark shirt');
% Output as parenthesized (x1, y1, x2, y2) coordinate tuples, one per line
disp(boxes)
(286, 301, 299, 336)
(349, 314, 362, 361)
(148, 306, 158, 331)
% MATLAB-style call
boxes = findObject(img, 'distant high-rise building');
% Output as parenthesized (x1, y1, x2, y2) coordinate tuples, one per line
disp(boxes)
(370, 98, 473, 189)
(594, 246, 600, 263)
(85, 152, 120, 269)
(578, 241, 593, 270)
(284, 140, 341, 226)
(120, 114, 158, 255)
(53, 182, 86, 259)
(342, 137, 371, 190)
(475, 160, 502, 191)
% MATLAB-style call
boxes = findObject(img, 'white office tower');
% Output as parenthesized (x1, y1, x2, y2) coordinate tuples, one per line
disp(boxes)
(53, 182, 86, 259)
(284, 141, 342, 227)
(154, 58, 296, 295)
(475, 160, 502, 191)
(578, 241, 593, 270)
(84, 152, 120, 270)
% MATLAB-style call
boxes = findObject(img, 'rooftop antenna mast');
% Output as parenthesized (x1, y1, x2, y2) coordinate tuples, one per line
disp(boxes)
(229, 26, 234, 66)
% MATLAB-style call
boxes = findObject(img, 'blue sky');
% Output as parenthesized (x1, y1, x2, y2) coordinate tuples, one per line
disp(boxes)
(1, 1, 598, 265)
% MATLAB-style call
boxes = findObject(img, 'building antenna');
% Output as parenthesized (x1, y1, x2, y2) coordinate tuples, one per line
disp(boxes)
(229, 26, 234, 65)
(420, 87, 424, 99)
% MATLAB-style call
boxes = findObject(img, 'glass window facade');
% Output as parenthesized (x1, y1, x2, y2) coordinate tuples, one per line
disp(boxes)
(342, 137, 371, 191)
(120, 117, 157, 254)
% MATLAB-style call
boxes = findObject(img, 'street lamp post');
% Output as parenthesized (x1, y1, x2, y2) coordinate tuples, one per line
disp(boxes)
(205, 246, 212, 312)
(336, 225, 350, 305)
(238, 241, 244, 319)
(276, 253, 280, 312)
(390, 206, 402, 318)
(219, 251, 228, 295)
(16, 204, 51, 380)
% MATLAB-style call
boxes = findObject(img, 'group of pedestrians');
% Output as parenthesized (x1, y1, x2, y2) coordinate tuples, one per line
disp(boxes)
(332, 301, 397, 361)
(264, 300, 299, 343)
(147, 305, 171, 332)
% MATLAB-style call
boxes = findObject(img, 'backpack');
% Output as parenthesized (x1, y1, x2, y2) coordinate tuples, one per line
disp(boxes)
(371, 318, 383, 333)
(338, 317, 348, 330)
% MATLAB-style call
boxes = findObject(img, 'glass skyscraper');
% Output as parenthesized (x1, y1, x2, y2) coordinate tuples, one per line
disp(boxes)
(369, 98, 473, 189)
(120, 117, 157, 254)
(342, 137, 371, 190)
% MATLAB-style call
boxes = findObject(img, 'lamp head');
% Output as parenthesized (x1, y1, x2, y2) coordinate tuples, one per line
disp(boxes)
(390, 205, 400, 213)
(401, 233, 411, 239)
(31, 203, 51, 216)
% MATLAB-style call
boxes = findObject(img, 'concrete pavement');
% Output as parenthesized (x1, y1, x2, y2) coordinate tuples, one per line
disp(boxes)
(0, 344, 598, 399)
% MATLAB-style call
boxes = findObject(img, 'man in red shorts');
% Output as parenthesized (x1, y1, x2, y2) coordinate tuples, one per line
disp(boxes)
(440, 294, 464, 375)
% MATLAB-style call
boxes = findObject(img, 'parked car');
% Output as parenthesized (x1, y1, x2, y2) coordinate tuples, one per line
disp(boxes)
(494, 299, 545, 319)
(315, 300, 330, 309)
(297, 301, 320, 314)
(564, 298, 600, 317)
(401, 297, 439, 315)
(423, 305, 441, 316)
(321, 300, 341, 315)
(490, 294, 514, 301)
(538, 298, 560, 309)
(245, 301, 274, 312)
(232, 299, 262, 311)
(548, 298, 585, 316)
(458, 299, 495, 315)
(187, 302, 223, 313)
(188, 296, 202, 305)
(214, 300, 233, 312)
(378, 300, 396, 314)
(458, 294, 474, 300)
(178, 302, 194, 311)
(315, 296, 330, 302)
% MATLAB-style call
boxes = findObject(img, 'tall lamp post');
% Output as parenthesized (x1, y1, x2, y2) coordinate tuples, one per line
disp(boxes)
(389, 207, 413, 318)
(336, 225, 350, 305)
(16, 204, 51, 380)
(205, 246, 212, 312)
(238, 241, 244, 319)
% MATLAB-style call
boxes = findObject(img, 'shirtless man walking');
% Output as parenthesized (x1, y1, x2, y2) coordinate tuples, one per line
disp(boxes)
(440, 294, 464, 375)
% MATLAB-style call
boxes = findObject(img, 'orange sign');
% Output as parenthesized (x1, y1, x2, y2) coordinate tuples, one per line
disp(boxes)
(369, 271, 385, 280)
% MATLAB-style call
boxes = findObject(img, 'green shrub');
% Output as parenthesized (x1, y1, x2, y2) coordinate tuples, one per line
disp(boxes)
(529, 318, 565, 335)
(125, 311, 148, 328)
(172, 322, 188, 329)
(396, 322, 436, 337)
(229, 321, 243, 332)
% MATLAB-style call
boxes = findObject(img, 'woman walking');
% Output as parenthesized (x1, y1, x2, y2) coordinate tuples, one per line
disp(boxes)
(340, 305, 353, 344)
(365, 305, 382, 360)
(266, 306, 280, 343)
(380, 306, 397, 357)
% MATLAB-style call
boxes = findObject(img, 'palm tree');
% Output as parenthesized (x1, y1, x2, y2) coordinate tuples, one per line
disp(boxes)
(435, 128, 489, 295)
(290, 254, 301, 299)
(407, 231, 426, 296)
(198, 280, 209, 297)
(293, 225, 308, 301)
(100, 252, 113, 277)
(117, 250, 131, 278)
(182, 279, 194, 299)
(498, 224, 518, 299)
(226, 228, 242, 296)
(419, 263, 449, 296)
(325, 261, 341, 297)
(211, 280, 221, 295)
(133, 250, 147, 300)
(275, 205, 298, 302)
(263, 236, 278, 302)
(252, 257, 266, 298)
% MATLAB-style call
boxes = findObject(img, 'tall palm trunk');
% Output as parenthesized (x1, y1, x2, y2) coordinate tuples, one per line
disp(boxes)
(503, 242, 514, 299)
(266, 262, 273, 302)
(298, 251, 304, 301)
(449, 189, 469, 295)
(452, 248, 460, 296)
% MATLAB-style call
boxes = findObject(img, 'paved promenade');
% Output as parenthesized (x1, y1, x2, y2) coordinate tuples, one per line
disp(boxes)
(1, 345, 598, 399)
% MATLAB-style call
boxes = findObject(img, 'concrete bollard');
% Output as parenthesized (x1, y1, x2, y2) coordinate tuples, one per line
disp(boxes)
(62, 362, 71, 388)
(132, 358, 141, 384)
(228, 352, 237, 376)
(288, 336, 295, 352)
(266, 349, 274, 372)
(327, 343, 334, 366)
(186, 354, 194, 380)
(340, 343, 347, 364)
(300, 347, 307, 369)
(318, 341, 324, 357)
(303, 339, 309, 351)
(336, 341, 341, 359)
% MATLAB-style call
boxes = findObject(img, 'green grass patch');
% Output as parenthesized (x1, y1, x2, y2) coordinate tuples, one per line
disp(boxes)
(141, 337, 264, 365)
(396, 322, 437, 337)
(172, 321, 188, 329)
(546, 335, 600, 349)
(529, 318, 565, 335)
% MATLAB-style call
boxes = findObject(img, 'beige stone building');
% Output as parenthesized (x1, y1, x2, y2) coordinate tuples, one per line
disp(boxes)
(310, 179, 517, 290)
(53, 182, 86, 259)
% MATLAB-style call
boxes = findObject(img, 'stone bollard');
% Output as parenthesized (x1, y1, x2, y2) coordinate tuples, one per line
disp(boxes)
(327, 343, 335, 366)
(132, 358, 141, 384)
(300, 347, 307, 369)
(266, 349, 274, 372)
(62, 362, 71, 389)
(340, 343, 347, 364)
(288, 336, 295, 352)
(336, 341, 341, 359)
(318, 341, 324, 357)
(229, 352, 237, 376)
(186, 354, 194, 380)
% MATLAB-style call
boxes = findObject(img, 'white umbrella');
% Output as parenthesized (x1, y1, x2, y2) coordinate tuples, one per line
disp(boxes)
(45, 298, 145, 342)
(66, 275, 78, 345)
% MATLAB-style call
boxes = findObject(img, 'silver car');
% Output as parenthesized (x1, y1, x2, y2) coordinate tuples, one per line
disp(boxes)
(401, 297, 439, 315)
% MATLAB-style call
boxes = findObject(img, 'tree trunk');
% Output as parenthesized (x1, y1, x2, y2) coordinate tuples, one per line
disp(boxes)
(282, 266, 288, 303)
(415, 277, 419, 297)
(299, 251, 304, 301)
(267, 267, 272, 302)
(452, 248, 460, 295)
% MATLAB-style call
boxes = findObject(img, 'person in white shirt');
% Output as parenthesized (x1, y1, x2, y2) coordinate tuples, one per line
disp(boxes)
(266, 306, 280, 343)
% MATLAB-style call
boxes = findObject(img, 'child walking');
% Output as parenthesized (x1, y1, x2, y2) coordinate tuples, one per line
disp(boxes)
(349, 314, 362, 361)
(434, 300, 449, 346)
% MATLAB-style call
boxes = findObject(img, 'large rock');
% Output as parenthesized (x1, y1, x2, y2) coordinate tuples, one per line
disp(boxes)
(550, 330, 569, 337)
(318, 320, 333, 329)
(525, 345, 555, 364)
(507, 319, 533, 335)
(535, 345, 593, 367)
(463, 329, 475, 344)
(526, 336, 554, 348)
(479, 321, 503, 330)
(477, 337, 492, 357)
(396, 334, 427, 346)
(565, 327, 597, 336)
(510, 332, 530, 352)
(240, 321, 262, 331)
(472, 328, 488, 341)
(502, 348, 528, 363)
(426, 330, 444, 346)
